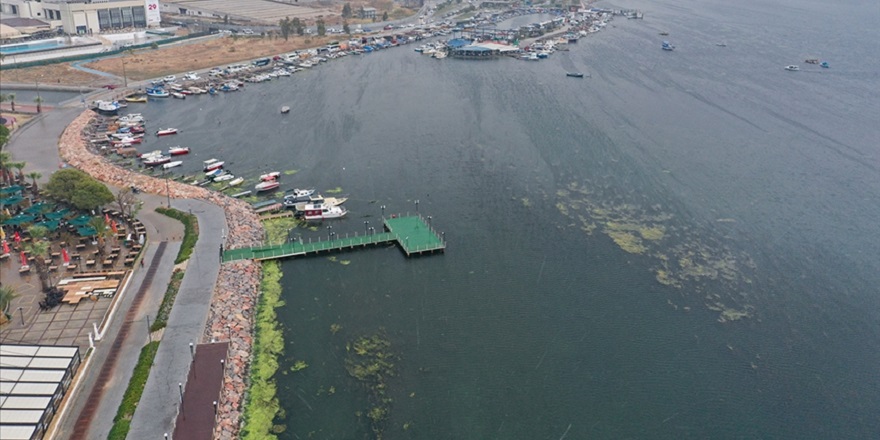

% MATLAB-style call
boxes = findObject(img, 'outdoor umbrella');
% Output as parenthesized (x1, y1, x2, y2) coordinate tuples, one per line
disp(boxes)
(0, 185, 24, 195)
(104, 213, 111, 224)
(69, 215, 92, 226)
(20, 251, 28, 268)
(77, 226, 98, 237)
(0, 226, 4, 240)
(2, 214, 34, 226)
(138, 234, 145, 245)
(14, 231, 21, 243)
(62, 248, 70, 266)
(0, 195, 23, 207)
(110, 220, 118, 234)
(45, 209, 70, 220)
(2, 240, 10, 255)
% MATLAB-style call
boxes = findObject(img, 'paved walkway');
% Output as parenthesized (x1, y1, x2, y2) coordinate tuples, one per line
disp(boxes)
(2, 96, 224, 440)
(128, 198, 227, 438)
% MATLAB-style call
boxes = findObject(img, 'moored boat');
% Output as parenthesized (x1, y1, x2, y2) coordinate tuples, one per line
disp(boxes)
(124, 95, 148, 103)
(281, 106, 290, 114)
(168, 146, 190, 155)
(203, 158, 224, 171)
(205, 168, 224, 178)
(282, 188, 316, 205)
(146, 88, 170, 98)
(662, 41, 675, 51)
(784, 65, 800, 71)
(162, 161, 183, 169)
(171, 92, 186, 99)
(301, 203, 348, 221)
(255, 180, 281, 192)
(156, 128, 179, 136)
(214, 173, 235, 182)
(260, 171, 281, 181)
(144, 155, 172, 166)
(566, 72, 584, 78)
(228, 177, 245, 187)
(820, 61, 830, 68)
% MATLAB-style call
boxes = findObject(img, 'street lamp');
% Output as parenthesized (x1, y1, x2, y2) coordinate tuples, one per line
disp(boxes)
(364, 220, 369, 234)
(326, 225, 333, 241)
(380, 205, 385, 217)
(163, 168, 171, 208)
(16, 307, 24, 325)
(415, 199, 419, 213)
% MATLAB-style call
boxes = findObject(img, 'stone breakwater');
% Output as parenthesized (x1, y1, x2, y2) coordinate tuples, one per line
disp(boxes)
(59, 110, 264, 439)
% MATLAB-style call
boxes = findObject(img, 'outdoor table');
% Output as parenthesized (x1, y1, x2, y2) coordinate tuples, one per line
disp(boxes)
(19, 266, 30, 273)
(66, 265, 78, 271)
(108, 254, 118, 260)
(43, 259, 52, 265)
(49, 266, 58, 272)
(86, 260, 96, 266)
(76, 244, 86, 250)
(27, 256, 35, 263)
(124, 258, 135, 266)
(102, 259, 113, 266)
(51, 252, 61, 258)
(59, 242, 67, 247)
(111, 247, 121, 253)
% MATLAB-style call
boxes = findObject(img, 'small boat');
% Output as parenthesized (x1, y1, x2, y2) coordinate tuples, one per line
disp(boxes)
(716, 42, 727, 47)
(156, 128, 179, 136)
(146, 88, 170, 98)
(805, 58, 820, 64)
(214, 173, 235, 182)
(205, 168, 224, 178)
(179, 89, 193, 95)
(168, 146, 190, 156)
(260, 171, 281, 181)
(144, 155, 172, 166)
(231, 190, 252, 198)
(301, 203, 348, 221)
(289, 195, 348, 212)
(162, 161, 183, 169)
(281, 106, 290, 114)
(125, 95, 148, 103)
(566, 72, 584, 78)
(227, 177, 245, 187)
(282, 188, 316, 205)
(255, 180, 281, 192)
(659, 32, 669, 36)
(93, 100, 121, 115)
(662, 41, 675, 51)
(784, 65, 800, 71)
(139, 149, 163, 159)
(171, 92, 186, 99)
(820, 61, 829, 68)
(203, 158, 224, 171)
(254, 202, 284, 214)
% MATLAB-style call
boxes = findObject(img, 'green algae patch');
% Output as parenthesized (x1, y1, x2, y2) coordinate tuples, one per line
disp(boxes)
(263, 217, 301, 245)
(241, 261, 286, 440)
(605, 229, 647, 254)
(346, 330, 397, 439)
(521, 197, 531, 208)
(283, 169, 299, 175)
(325, 186, 343, 194)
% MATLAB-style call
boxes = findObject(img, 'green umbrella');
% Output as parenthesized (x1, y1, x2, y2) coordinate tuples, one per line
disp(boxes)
(2, 214, 36, 226)
(69, 215, 92, 226)
(77, 226, 98, 237)
(45, 209, 70, 220)
(0, 185, 24, 195)
(24, 202, 53, 215)
(34, 220, 60, 231)
(0, 195, 23, 207)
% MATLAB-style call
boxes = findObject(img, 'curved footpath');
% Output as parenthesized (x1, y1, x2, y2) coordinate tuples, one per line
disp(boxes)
(5, 105, 264, 438)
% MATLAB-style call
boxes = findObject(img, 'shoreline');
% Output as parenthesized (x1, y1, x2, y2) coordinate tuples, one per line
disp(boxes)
(57, 109, 265, 438)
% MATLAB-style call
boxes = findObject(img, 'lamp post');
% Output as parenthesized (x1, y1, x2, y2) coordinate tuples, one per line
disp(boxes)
(17, 307, 25, 325)
(121, 57, 128, 87)
(35, 79, 42, 113)
(364, 220, 369, 234)
(380, 205, 385, 218)
(326, 225, 333, 241)
(163, 167, 171, 208)
(415, 199, 419, 213)
(145, 315, 152, 344)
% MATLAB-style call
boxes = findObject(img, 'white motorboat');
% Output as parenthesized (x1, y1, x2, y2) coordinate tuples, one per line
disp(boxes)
(228, 177, 245, 187)
(168, 146, 190, 155)
(163, 161, 183, 169)
(171, 92, 186, 99)
(281, 106, 290, 114)
(144, 155, 172, 166)
(282, 188, 316, 205)
(156, 128, 179, 136)
(301, 203, 348, 220)
(260, 171, 281, 181)
(255, 180, 281, 192)
(784, 65, 800, 71)
(206, 168, 224, 178)
(203, 158, 224, 171)
(214, 173, 235, 182)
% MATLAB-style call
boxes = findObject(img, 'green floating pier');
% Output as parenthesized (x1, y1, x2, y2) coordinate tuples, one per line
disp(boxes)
(222, 215, 445, 262)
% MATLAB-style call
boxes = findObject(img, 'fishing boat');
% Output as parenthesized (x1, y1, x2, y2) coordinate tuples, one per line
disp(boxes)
(255, 180, 281, 192)
(228, 177, 245, 187)
(168, 146, 190, 155)
(260, 171, 281, 181)
(93, 100, 121, 116)
(214, 173, 235, 182)
(146, 88, 170, 98)
(289, 195, 348, 212)
(662, 41, 675, 51)
(124, 95, 148, 103)
(784, 65, 800, 71)
(805, 58, 820, 64)
(301, 203, 348, 221)
(820, 61, 830, 68)
(171, 92, 186, 99)
(205, 168, 224, 178)
(156, 128, 179, 136)
(566, 72, 585, 78)
(143, 155, 172, 166)
(162, 161, 183, 169)
(231, 190, 252, 198)
(203, 158, 224, 171)
(139, 149, 163, 159)
(282, 188, 316, 205)
(281, 106, 290, 114)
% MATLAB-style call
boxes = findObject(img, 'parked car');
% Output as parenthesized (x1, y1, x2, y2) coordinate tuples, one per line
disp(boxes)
(163, 75, 176, 82)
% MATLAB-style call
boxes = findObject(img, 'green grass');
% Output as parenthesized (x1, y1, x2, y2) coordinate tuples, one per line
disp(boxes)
(155, 207, 199, 263)
(240, 261, 285, 440)
(150, 270, 184, 332)
(107, 341, 160, 440)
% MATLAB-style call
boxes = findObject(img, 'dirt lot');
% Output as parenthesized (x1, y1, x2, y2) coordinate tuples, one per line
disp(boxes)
(85, 35, 338, 80)
(1, 34, 338, 86)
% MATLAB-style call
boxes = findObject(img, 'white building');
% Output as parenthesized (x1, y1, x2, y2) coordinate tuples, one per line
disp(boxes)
(0, 0, 160, 35)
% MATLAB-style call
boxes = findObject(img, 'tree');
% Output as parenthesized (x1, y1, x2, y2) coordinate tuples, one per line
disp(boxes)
(8, 93, 14, 112)
(316, 19, 326, 36)
(26, 171, 41, 196)
(0, 126, 10, 156)
(25, 225, 52, 291)
(359, 5, 365, 18)
(343, 21, 350, 35)
(342, 2, 352, 18)
(0, 151, 11, 185)
(0, 93, 7, 115)
(115, 187, 139, 218)
(45, 168, 89, 201)
(11, 161, 25, 185)
(292, 18, 304, 36)
(0, 286, 17, 326)
(71, 180, 115, 211)
(224, 15, 229, 24)
(33, 96, 43, 113)
(382, 11, 388, 21)
(280, 17, 292, 41)
(87, 216, 112, 258)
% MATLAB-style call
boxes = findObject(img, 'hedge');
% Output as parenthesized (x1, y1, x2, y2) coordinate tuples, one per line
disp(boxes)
(155, 207, 198, 264)
(107, 341, 160, 440)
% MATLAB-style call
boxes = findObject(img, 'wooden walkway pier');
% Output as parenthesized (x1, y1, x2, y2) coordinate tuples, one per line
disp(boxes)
(221, 214, 445, 263)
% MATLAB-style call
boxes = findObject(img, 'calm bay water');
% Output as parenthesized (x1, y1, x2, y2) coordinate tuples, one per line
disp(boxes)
(134, 0, 880, 437)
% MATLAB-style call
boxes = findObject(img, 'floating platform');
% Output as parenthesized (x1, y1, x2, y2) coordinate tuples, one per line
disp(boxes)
(221, 214, 445, 262)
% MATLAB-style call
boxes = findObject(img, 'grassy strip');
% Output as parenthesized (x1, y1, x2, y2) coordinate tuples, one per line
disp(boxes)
(150, 269, 185, 332)
(240, 260, 285, 440)
(155, 207, 199, 264)
(107, 341, 160, 440)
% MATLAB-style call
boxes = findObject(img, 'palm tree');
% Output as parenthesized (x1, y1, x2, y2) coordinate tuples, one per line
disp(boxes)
(11, 161, 26, 185)
(0, 152, 12, 186)
(33, 96, 43, 113)
(0, 285, 18, 326)
(0, 93, 7, 115)
(26, 171, 42, 196)
(87, 216, 111, 258)
(7, 93, 15, 112)
(25, 225, 52, 291)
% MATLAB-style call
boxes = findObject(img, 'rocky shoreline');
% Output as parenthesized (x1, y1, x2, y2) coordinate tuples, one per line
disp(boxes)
(58, 109, 263, 439)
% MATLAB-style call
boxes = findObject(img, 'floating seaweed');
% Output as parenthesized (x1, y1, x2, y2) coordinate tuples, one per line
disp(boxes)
(345, 330, 397, 439)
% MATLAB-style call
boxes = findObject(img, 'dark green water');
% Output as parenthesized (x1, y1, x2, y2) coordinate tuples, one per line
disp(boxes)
(135, 0, 880, 437)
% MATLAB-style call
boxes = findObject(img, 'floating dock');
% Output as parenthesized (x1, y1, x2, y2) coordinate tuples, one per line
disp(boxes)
(221, 214, 445, 262)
